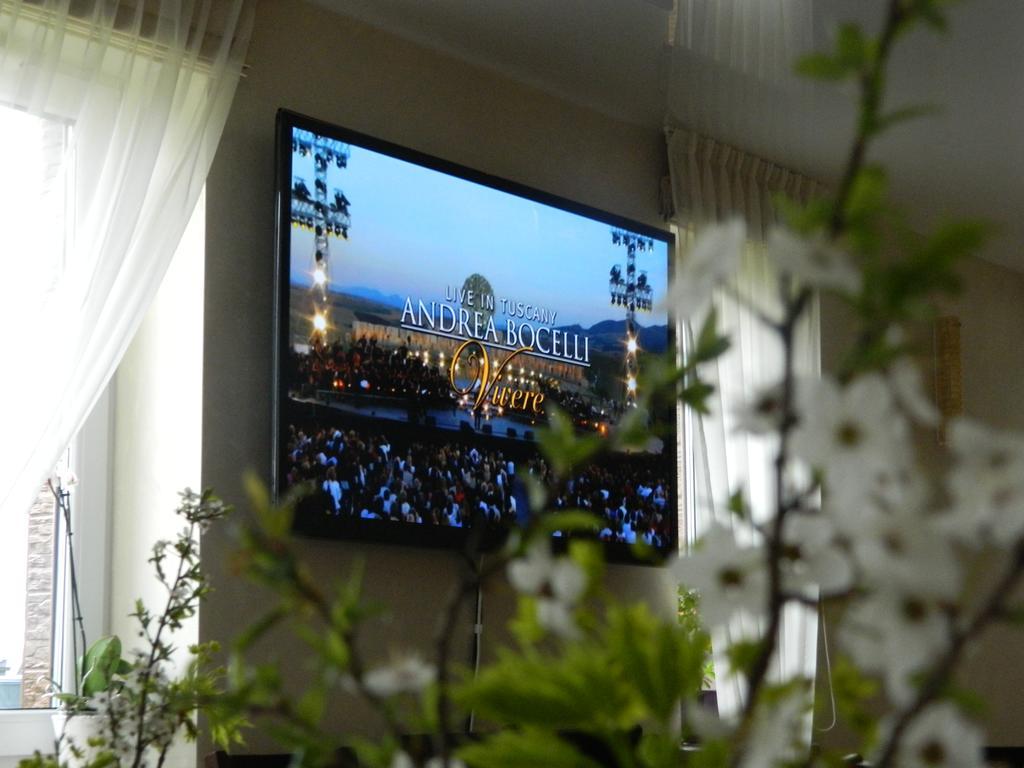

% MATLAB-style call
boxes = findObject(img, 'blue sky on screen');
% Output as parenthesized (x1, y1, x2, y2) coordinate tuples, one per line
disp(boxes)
(290, 138, 669, 330)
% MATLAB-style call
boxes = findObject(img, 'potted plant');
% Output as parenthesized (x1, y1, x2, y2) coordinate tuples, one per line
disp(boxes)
(23, 489, 234, 768)
(50, 635, 131, 765)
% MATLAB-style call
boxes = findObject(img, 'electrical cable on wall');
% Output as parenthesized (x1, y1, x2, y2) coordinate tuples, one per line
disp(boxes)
(467, 572, 484, 733)
(816, 601, 837, 733)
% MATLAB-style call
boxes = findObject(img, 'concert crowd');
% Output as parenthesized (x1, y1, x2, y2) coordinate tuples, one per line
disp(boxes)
(284, 423, 672, 548)
(289, 336, 450, 405)
(538, 456, 672, 548)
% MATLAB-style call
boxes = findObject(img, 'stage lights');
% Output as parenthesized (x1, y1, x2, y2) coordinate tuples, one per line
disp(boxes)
(293, 178, 311, 200)
(611, 228, 655, 405)
(292, 130, 354, 346)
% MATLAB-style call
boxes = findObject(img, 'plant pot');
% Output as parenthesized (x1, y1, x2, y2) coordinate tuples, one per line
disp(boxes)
(52, 711, 106, 767)
(697, 689, 718, 715)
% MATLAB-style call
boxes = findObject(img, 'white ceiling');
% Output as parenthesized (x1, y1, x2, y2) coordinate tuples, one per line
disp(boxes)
(309, 0, 1024, 271)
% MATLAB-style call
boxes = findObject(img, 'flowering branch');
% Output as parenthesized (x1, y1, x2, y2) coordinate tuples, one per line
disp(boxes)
(874, 541, 1024, 768)
(827, 0, 907, 238)
(735, 286, 811, 737)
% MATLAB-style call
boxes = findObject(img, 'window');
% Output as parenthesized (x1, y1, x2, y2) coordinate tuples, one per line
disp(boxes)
(0, 96, 203, 758)
(0, 103, 74, 712)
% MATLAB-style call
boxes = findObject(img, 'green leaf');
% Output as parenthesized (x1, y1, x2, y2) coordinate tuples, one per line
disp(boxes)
(80, 636, 124, 697)
(687, 739, 731, 768)
(536, 405, 603, 477)
(845, 165, 888, 228)
(874, 103, 941, 134)
(725, 639, 763, 677)
(795, 53, 851, 81)
(295, 686, 326, 724)
(509, 595, 544, 647)
(611, 405, 654, 451)
(999, 606, 1024, 625)
(692, 307, 731, 366)
(245, 472, 294, 537)
(243, 472, 271, 516)
(917, 218, 989, 269)
(637, 350, 681, 389)
(832, 655, 881, 743)
(454, 644, 635, 731)
(909, 0, 951, 32)
(835, 23, 871, 71)
(234, 607, 287, 652)
(727, 489, 749, 521)
(638, 732, 685, 768)
(776, 195, 833, 234)
(939, 683, 988, 718)
(521, 473, 549, 515)
(680, 380, 715, 415)
(535, 510, 602, 536)
(457, 728, 606, 768)
(606, 604, 704, 721)
(568, 539, 605, 589)
(322, 630, 350, 670)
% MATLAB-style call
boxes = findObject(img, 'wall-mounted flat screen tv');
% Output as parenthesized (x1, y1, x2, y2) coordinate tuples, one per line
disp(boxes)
(274, 109, 676, 562)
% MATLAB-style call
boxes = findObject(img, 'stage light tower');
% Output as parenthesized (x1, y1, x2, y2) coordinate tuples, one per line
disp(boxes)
(292, 129, 351, 344)
(610, 229, 655, 406)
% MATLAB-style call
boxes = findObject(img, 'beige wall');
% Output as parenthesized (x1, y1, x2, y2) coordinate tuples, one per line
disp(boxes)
(111, 195, 206, 768)
(200, 0, 671, 754)
(941, 257, 1024, 745)
(815, 255, 1024, 747)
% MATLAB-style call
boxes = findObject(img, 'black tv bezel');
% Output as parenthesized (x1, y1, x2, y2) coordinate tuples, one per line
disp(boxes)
(273, 108, 677, 564)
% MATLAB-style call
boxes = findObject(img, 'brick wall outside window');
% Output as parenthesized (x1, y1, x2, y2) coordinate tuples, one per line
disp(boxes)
(21, 484, 54, 708)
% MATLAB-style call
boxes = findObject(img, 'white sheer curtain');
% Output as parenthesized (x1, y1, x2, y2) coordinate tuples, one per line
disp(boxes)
(667, 127, 822, 725)
(0, 0, 254, 521)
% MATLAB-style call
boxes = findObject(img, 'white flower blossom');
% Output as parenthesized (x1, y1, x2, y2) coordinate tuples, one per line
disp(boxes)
(840, 591, 950, 705)
(507, 539, 588, 638)
(672, 523, 766, 629)
(889, 703, 985, 768)
(888, 359, 939, 426)
(733, 383, 786, 436)
(535, 597, 581, 640)
(944, 418, 1024, 545)
(850, 512, 961, 600)
(766, 226, 861, 294)
(738, 687, 808, 768)
(507, 538, 554, 595)
(362, 654, 437, 697)
(780, 514, 854, 597)
(667, 218, 745, 322)
(791, 374, 908, 514)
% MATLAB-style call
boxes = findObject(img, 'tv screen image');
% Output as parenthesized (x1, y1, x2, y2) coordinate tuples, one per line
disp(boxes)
(274, 110, 676, 561)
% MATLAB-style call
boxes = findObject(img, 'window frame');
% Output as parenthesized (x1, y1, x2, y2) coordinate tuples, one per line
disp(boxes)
(0, 387, 113, 756)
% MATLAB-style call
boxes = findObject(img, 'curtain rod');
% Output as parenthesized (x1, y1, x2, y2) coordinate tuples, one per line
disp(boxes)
(4, 0, 250, 77)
